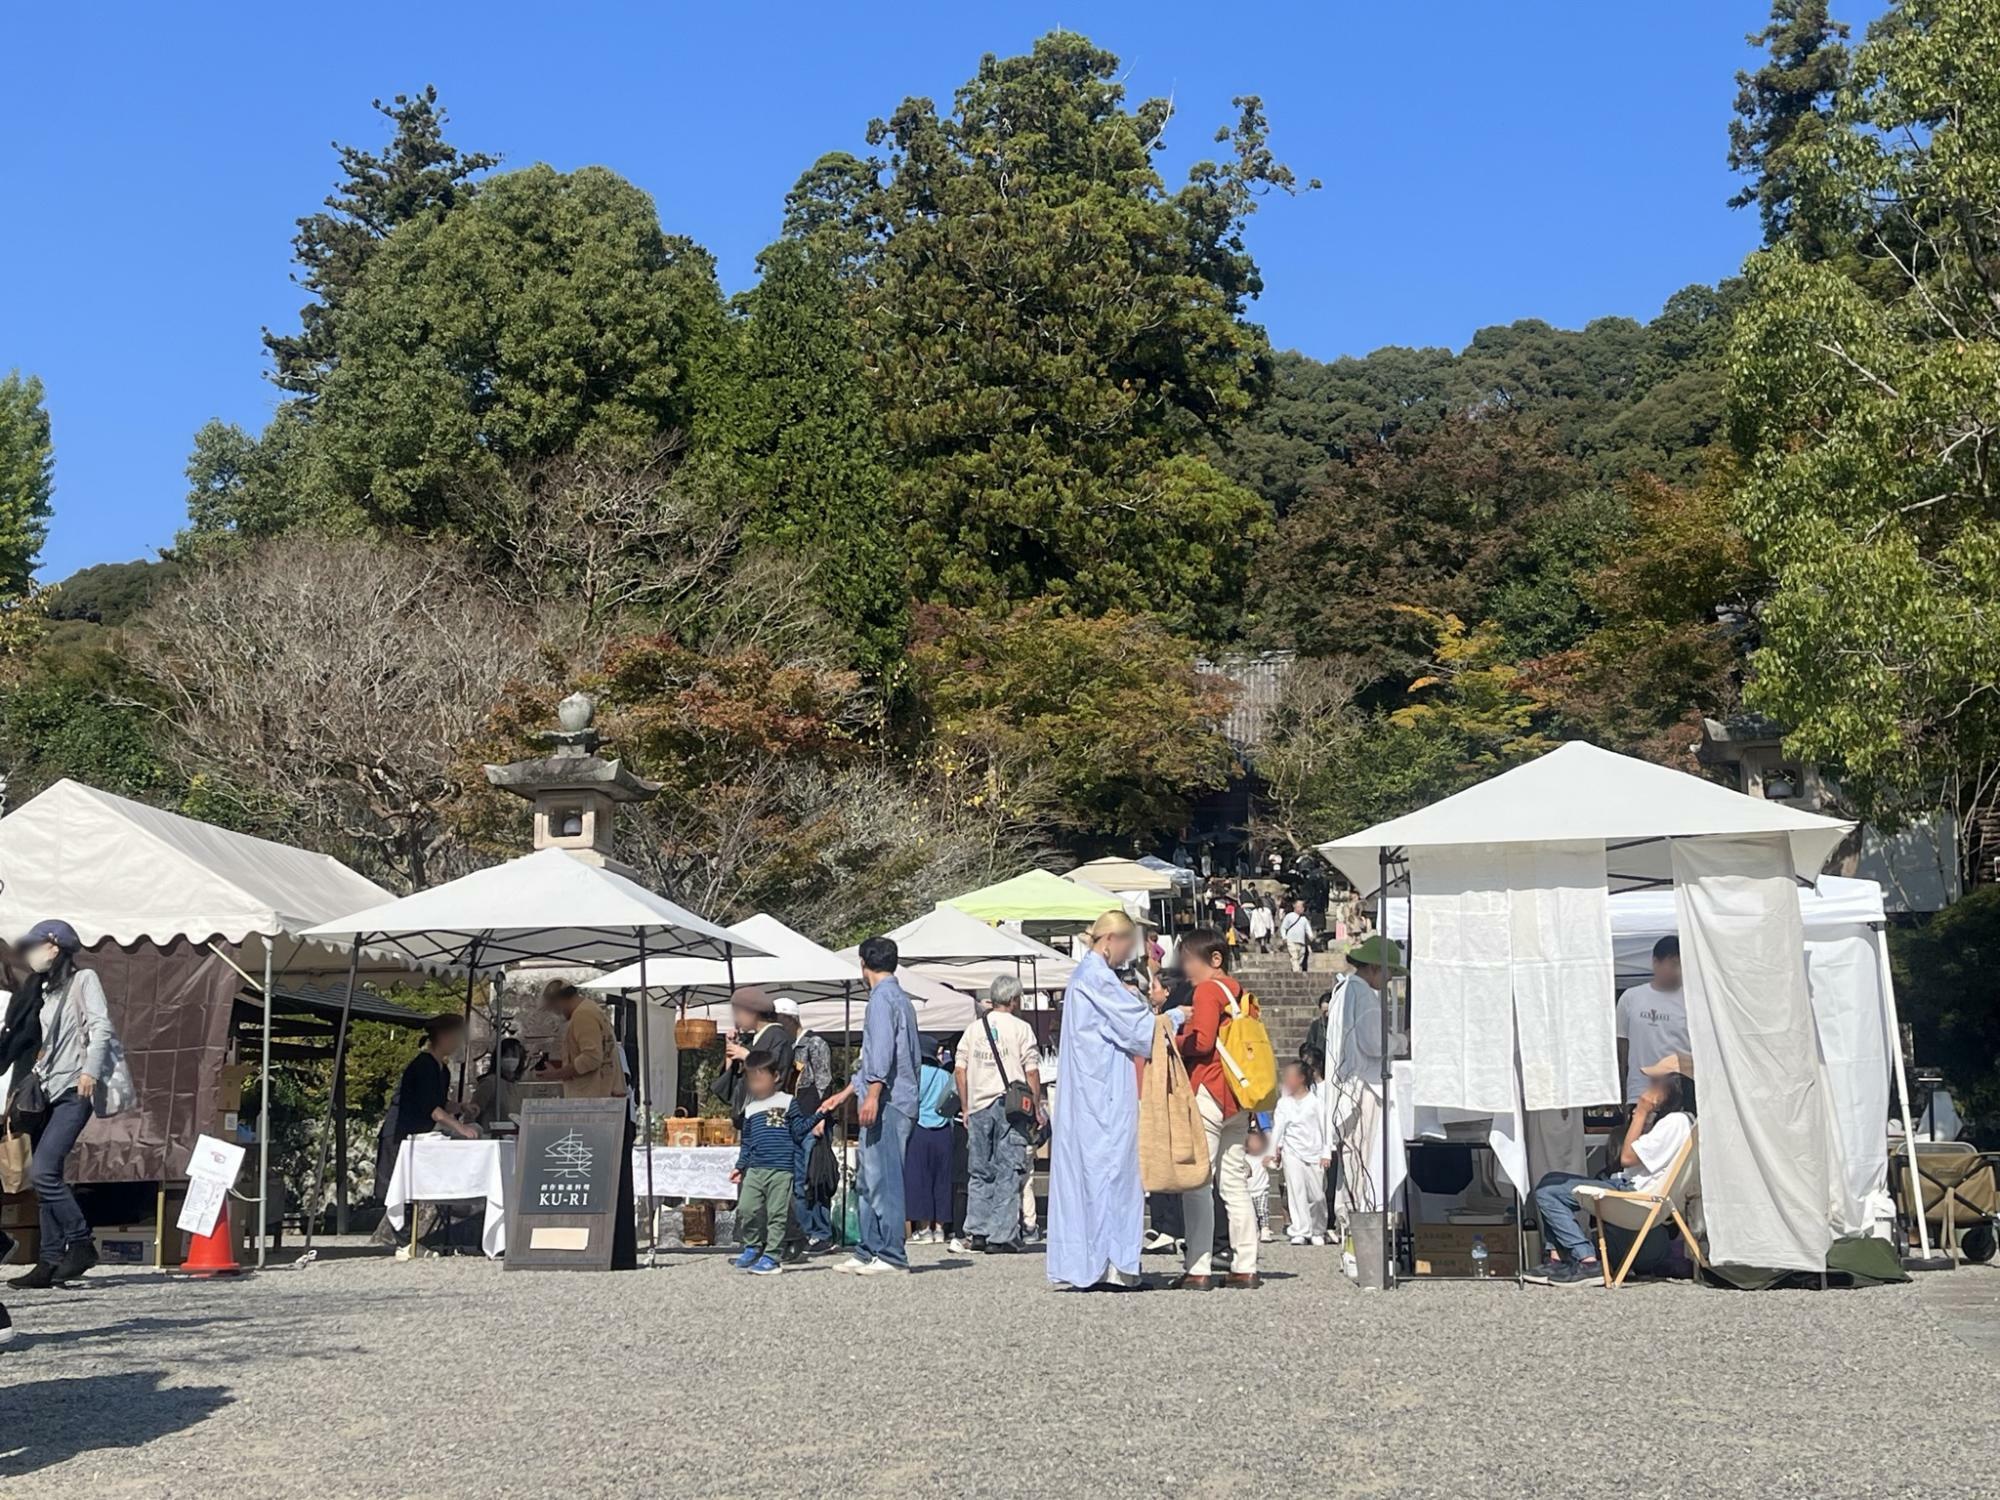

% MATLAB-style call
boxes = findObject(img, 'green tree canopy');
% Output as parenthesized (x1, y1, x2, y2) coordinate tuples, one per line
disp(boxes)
(264, 86, 499, 394)
(725, 237, 906, 675)
(1728, 0, 2000, 854)
(1727, 1, 1851, 246)
(0, 370, 54, 595)
(908, 600, 1239, 836)
(831, 32, 1310, 640)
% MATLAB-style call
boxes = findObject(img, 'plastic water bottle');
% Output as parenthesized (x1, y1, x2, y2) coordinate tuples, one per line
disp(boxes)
(1470, 1234, 1490, 1279)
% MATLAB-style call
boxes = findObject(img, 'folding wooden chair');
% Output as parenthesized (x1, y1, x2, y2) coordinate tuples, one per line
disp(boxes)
(1571, 1125, 1703, 1288)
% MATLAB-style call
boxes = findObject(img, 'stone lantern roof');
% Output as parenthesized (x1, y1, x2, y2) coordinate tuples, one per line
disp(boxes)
(483, 691, 658, 871)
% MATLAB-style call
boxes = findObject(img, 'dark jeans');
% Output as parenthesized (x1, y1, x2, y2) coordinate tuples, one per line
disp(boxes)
(791, 1132, 831, 1247)
(1532, 1169, 1630, 1261)
(32, 1090, 94, 1261)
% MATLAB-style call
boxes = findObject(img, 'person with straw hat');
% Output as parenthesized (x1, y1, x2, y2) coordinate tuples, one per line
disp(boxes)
(1323, 934, 1405, 1238)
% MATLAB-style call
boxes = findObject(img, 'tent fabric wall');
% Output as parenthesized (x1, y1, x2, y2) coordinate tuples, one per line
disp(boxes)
(1672, 834, 1834, 1272)
(1410, 847, 1516, 1114)
(1508, 841, 1618, 1110)
(69, 939, 241, 1184)
(1409, 842, 1617, 1114)
(1805, 932, 1890, 1231)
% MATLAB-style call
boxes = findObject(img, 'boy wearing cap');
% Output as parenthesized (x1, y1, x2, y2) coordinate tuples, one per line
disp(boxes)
(1525, 1053, 1698, 1287)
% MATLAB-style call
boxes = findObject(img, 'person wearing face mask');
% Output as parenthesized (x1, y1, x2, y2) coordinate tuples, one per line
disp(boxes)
(10, 920, 132, 1290)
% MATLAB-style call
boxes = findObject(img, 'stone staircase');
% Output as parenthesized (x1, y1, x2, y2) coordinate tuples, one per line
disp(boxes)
(1230, 953, 1333, 1062)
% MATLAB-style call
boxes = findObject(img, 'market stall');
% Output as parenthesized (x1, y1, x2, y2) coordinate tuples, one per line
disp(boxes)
(303, 846, 766, 1263)
(1320, 741, 1870, 1283)
(0, 778, 430, 1262)
(861, 903, 1076, 999)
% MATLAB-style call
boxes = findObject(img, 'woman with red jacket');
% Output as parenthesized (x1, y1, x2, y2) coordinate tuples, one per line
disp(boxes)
(1171, 928, 1260, 1290)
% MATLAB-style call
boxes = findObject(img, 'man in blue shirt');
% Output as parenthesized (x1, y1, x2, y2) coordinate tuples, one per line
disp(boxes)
(819, 935, 920, 1274)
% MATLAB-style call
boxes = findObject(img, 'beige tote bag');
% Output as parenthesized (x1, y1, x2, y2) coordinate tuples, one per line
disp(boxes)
(1138, 1015, 1210, 1193)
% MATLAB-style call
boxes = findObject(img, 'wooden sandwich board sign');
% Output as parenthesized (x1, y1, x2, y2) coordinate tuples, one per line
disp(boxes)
(505, 1096, 628, 1271)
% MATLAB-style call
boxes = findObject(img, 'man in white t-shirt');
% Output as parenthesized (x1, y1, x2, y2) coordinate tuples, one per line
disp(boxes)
(951, 975, 1043, 1253)
(1525, 1053, 1697, 1286)
(1615, 936, 1689, 1104)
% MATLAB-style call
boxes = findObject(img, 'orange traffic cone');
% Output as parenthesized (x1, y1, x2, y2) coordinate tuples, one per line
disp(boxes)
(182, 1200, 243, 1277)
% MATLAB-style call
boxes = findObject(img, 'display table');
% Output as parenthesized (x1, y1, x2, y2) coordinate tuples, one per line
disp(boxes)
(383, 1136, 516, 1258)
(632, 1145, 739, 1202)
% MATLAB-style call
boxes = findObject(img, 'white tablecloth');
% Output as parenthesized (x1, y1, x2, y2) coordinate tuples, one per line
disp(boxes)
(383, 1136, 516, 1258)
(632, 1146, 739, 1201)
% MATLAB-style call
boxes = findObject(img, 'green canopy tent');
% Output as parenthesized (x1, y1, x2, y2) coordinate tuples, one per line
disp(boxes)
(945, 868, 1124, 926)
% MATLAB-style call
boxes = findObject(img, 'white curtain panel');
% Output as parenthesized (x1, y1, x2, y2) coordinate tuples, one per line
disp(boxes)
(1672, 833, 1834, 1273)
(1410, 842, 1616, 1114)
(1506, 841, 1619, 1110)
(1410, 846, 1517, 1114)
(1805, 932, 1889, 1234)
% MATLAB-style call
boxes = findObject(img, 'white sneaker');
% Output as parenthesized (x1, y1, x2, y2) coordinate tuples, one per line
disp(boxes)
(834, 1256, 870, 1275)
(1289, 1235, 1309, 1246)
(946, 1236, 972, 1253)
(1144, 1231, 1177, 1252)
(1259, 1229, 1275, 1243)
(852, 1257, 908, 1276)
(1310, 1234, 1328, 1246)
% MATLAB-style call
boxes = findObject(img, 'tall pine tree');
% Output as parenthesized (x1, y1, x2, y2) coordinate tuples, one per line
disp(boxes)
(1727, 2, 1851, 246)
(264, 87, 498, 395)
(729, 236, 906, 675)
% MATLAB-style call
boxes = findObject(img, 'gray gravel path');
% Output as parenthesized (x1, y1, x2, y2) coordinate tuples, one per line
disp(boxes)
(0, 1241, 1993, 1499)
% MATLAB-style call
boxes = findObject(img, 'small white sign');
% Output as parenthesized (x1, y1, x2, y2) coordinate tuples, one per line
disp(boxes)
(177, 1133, 247, 1237)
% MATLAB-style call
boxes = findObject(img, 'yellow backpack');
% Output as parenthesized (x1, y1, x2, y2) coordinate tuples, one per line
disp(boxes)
(1215, 982, 1279, 1114)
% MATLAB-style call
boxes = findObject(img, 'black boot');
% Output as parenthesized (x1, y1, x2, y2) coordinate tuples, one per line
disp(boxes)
(9, 1262, 55, 1290)
(0, 1302, 12, 1347)
(51, 1241, 98, 1283)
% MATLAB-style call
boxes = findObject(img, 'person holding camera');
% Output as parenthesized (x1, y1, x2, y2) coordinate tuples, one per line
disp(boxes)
(707, 987, 792, 1127)
(952, 975, 1043, 1254)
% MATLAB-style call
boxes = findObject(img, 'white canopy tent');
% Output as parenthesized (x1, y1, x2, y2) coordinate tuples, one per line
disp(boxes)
(1323, 741, 1852, 896)
(1066, 856, 1177, 895)
(1389, 873, 1925, 1250)
(843, 903, 1075, 1000)
(0, 779, 427, 1262)
(586, 911, 974, 1033)
(1321, 741, 1883, 1280)
(304, 847, 767, 1256)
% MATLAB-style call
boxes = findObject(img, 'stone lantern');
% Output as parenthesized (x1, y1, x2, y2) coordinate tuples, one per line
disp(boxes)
(483, 691, 659, 876)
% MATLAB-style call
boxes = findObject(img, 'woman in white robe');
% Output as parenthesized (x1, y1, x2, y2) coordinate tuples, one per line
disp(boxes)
(1046, 911, 1155, 1290)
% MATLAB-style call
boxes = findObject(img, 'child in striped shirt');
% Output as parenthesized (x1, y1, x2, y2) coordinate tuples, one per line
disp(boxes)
(729, 1052, 820, 1275)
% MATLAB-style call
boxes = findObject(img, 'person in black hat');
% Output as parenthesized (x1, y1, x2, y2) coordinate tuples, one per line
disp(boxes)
(10, 919, 132, 1289)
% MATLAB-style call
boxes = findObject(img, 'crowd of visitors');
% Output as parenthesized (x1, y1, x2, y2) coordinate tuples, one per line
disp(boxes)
(0, 890, 1703, 1330)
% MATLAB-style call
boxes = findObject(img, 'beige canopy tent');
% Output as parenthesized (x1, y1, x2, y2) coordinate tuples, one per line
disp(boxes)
(0, 778, 431, 1261)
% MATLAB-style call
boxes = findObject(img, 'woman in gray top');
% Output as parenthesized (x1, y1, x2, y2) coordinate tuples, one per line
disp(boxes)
(10, 918, 127, 1289)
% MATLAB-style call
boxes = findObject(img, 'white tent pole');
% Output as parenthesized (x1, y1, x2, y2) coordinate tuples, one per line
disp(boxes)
(1874, 923, 1930, 1257)
(637, 928, 656, 1266)
(1376, 847, 1394, 1291)
(257, 940, 273, 1268)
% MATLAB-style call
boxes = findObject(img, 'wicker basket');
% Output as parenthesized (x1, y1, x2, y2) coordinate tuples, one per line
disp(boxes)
(673, 1016, 718, 1049)
(661, 1112, 703, 1148)
(698, 1117, 737, 1147)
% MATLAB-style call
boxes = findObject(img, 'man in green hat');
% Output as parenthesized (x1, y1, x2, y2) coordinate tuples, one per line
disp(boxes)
(1323, 935, 1406, 1235)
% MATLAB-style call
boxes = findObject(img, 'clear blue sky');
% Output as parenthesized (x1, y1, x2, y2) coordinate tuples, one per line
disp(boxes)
(3, 2, 1854, 580)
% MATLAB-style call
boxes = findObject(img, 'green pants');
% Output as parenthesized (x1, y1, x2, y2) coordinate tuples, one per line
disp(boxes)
(737, 1165, 795, 1254)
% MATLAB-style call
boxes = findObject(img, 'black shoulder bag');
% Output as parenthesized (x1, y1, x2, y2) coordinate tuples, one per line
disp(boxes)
(982, 1014, 1045, 1143)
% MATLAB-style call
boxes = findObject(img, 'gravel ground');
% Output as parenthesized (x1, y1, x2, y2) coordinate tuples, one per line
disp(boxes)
(0, 1240, 1993, 1499)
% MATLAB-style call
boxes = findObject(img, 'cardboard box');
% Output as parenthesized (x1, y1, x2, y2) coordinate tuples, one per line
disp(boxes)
(96, 1225, 157, 1266)
(214, 1062, 255, 1136)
